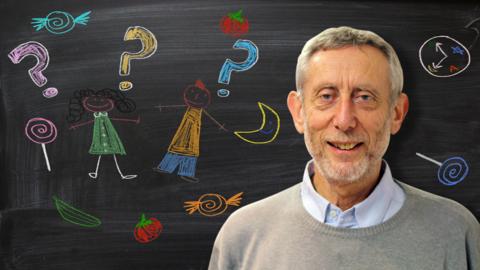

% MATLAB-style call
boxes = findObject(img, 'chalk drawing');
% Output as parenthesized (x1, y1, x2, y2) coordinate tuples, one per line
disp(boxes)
(465, 16, 480, 50)
(134, 213, 163, 244)
(419, 36, 470, 77)
(67, 89, 139, 180)
(184, 192, 243, 217)
(217, 39, 259, 97)
(53, 196, 101, 228)
(154, 80, 228, 182)
(25, 117, 57, 171)
(234, 102, 280, 144)
(8, 41, 58, 98)
(416, 152, 469, 186)
(119, 26, 158, 91)
(220, 9, 249, 37)
(32, 11, 91, 34)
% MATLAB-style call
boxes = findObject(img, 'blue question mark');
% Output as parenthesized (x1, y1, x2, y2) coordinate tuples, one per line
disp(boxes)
(218, 39, 259, 97)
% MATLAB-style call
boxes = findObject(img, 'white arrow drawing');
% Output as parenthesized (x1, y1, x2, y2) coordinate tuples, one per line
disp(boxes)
(431, 42, 448, 69)
(419, 36, 471, 78)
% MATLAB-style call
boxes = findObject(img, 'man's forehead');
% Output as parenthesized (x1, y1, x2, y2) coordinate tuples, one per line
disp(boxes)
(309, 45, 388, 64)
(303, 45, 390, 92)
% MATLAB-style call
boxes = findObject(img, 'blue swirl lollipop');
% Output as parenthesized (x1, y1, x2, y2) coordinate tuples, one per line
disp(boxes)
(32, 11, 91, 35)
(416, 152, 469, 186)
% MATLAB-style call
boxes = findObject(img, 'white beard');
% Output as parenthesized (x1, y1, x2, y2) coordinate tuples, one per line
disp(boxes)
(303, 114, 391, 184)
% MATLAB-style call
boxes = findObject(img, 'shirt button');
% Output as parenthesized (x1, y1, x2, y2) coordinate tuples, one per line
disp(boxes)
(329, 210, 337, 219)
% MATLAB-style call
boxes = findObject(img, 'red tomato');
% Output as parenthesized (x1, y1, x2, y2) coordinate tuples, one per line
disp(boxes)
(220, 10, 249, 37)
(134, 214, 163, 243)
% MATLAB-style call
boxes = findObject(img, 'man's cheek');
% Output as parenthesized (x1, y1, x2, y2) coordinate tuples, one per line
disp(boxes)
(306, 113, 330, 130)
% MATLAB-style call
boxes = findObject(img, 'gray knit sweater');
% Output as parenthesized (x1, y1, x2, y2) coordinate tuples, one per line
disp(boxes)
(209, 181, 480, 270)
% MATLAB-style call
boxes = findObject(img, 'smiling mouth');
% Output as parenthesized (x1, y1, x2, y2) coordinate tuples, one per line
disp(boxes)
(88, 103, 111, 109)
(327, 142, 363, 151)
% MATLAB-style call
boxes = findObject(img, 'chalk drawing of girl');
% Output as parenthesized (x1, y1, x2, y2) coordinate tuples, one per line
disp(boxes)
(67, 88, 139, 180)
(154, 80, 228, 183)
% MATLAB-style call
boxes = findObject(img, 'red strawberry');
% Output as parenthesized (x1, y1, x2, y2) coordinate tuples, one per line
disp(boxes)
(220, 10, 249, 37)
(134, 213, 163, 243)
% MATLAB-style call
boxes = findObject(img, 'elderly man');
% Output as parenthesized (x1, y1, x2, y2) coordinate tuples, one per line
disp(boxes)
(208, 26, 480, 270)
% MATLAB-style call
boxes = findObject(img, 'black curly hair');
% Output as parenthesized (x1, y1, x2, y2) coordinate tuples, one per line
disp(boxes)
(67, 88, 136, 123)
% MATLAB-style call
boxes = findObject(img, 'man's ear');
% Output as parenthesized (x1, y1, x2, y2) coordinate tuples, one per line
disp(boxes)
(390, 93, 409, 135)
(287, 90, 305, 134)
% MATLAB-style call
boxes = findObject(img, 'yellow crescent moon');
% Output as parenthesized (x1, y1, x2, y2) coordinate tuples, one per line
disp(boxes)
(234, 102, 280, 144)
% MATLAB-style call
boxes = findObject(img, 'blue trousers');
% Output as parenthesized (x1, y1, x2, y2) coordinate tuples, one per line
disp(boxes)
(157, 152, 197, 177)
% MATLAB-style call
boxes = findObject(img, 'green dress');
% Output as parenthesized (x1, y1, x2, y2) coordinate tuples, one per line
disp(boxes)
(89, 112, 126, 155)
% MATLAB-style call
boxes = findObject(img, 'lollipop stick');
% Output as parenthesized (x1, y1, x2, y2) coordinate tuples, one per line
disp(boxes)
(416, 152, 442, 167)
(42, 143, 51, 171)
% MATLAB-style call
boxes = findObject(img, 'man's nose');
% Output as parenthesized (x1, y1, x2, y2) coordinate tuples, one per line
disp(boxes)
(332, 97, 357, 131)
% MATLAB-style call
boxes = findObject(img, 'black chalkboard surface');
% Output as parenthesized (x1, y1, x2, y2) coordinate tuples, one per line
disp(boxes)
(0, 0, 479, 269)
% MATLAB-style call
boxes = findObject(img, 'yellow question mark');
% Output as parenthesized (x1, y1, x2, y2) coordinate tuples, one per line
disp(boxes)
(119, 26, 157, 91)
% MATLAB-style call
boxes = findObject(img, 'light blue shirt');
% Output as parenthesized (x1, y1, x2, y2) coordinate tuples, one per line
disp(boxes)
(301, 160, 405, 228)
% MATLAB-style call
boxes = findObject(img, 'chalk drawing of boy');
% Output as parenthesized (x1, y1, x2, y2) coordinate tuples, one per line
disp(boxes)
(154, 80, 227, 182)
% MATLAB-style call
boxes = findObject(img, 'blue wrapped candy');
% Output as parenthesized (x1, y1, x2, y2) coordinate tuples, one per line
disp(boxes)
(32, 11, 91, 35)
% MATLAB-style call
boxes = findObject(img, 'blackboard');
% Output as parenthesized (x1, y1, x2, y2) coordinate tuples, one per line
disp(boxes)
(0, 0, 479, 269)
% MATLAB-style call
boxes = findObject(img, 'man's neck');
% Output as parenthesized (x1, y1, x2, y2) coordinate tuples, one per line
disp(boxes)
(312, 162, 383, 211)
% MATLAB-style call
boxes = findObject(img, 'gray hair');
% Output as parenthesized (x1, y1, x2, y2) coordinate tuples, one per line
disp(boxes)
(295, 26, 404, 102)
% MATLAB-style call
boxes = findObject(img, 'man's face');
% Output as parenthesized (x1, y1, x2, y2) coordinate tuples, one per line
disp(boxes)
(287, 45, 408, 183)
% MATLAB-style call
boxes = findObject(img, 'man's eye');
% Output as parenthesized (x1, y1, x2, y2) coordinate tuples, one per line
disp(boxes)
(354, 94, 374, 103)
(316, 88, 336, 102)
(321, 94, 333, 100)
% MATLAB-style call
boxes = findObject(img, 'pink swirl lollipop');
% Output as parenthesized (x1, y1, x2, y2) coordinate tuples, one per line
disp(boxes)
(25, 117, 57, 171)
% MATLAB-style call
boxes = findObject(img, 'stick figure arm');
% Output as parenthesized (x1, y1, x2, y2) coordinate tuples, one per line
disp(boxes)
(204, 110, 229, 132)
(69, 119, 94, 130)
(111, 115, 141, 124)
(154, 104, 187, 112)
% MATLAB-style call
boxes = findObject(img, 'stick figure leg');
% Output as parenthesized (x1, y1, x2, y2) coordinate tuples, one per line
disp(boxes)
(155, 152, 180, 173)
(113, 154, 137, 180)
(178, 155, 199, 183)
(88, 155, 102, 179)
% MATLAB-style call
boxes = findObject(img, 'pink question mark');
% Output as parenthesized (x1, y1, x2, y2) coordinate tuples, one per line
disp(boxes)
(8, 41, 58, 98)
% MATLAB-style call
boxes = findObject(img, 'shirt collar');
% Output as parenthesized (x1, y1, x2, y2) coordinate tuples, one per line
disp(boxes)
(300, 159, 397, 227)
(300, 160, 330, 223)
(353, 162, 395, 227)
